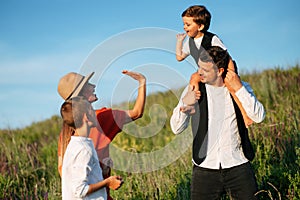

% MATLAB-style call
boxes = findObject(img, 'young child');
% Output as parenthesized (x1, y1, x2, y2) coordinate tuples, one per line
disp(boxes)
(176, 5, 252, 127)
(176, 5, 226, 63)
(60, 96, 123, 199)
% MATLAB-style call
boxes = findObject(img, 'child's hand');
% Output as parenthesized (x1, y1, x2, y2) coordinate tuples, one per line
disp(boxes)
(107, 176, 123, 190)
(182, 85, 201, 106)
(176, 33, 187, 42)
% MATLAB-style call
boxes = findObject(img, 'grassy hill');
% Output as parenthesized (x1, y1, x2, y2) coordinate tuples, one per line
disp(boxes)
(0, 66, 299, 199)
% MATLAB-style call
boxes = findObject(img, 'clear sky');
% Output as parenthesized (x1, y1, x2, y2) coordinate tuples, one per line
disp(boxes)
(1, 0, 299, 129)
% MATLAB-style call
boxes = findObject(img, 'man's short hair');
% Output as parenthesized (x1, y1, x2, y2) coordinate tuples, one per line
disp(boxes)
(199, 46, 230, 78)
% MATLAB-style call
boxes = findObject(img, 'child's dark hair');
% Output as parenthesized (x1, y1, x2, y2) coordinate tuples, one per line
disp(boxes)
(181, 5, 211, 32)
(199, 46, 230, 79)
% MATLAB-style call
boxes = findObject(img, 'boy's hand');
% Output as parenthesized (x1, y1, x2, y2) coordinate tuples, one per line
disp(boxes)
(107, 176, 123, 190)
(182, 85, 201, 106)
(176, 33, 187, 42)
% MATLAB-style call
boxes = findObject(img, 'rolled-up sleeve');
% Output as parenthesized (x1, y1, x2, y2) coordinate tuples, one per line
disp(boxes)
(235, 82, 266, 123)
(170, 86, 191, 134)
(72, 151, 92, 198)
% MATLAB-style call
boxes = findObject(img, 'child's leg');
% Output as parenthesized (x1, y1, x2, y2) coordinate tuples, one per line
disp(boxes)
(225, 59, 253, 127)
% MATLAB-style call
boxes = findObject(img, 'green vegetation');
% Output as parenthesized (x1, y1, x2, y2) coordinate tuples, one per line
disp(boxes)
(0, 66, 299, 199)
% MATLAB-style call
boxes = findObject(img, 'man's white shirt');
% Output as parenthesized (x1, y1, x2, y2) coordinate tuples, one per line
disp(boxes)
(170, 83, 265, 169)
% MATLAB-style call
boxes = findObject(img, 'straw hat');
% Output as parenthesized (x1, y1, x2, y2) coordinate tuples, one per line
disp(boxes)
(57, 72, 94, 100)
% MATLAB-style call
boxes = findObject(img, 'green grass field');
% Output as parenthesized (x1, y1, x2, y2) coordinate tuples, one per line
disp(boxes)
(0, 66, 299, 199)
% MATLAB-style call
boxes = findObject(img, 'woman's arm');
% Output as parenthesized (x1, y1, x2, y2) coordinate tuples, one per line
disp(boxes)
(122, 70, 146, 123)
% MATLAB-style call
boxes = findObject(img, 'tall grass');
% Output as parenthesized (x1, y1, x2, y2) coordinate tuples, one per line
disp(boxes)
(0, 66, 299, 199)
(0, 116, 62, 199)
(241, 66, 300, 199)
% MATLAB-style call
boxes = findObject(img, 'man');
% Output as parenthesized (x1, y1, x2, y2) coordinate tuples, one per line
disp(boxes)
(170, 46, 265, 199)
(60, 96, 123, 199)
(57, 70, 146, 199)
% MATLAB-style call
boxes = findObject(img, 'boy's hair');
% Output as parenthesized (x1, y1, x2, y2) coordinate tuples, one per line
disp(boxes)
(182, 5, 211, 32)
(60, 96, 91, 129)
(199, 46, 230, 79)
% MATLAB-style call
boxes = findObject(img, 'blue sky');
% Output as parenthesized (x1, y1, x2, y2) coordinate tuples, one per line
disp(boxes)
(0, 0, 299, 129)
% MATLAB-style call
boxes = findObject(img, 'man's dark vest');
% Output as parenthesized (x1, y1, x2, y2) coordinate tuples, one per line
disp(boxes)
(189, 31, 215, 65)
(191, 82, 255, 165)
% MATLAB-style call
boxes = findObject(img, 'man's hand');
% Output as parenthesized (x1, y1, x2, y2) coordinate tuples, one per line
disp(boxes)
(182, 85, 201, 106)
(180, 105, 196, 115)
(224, 69, 243, 92)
